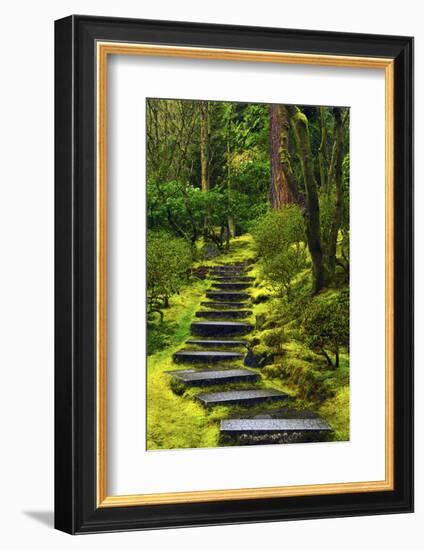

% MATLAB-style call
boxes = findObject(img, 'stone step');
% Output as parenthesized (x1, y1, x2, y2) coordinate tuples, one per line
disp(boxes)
(211, 267, 247, 274)
(212, 276, 254, 282)
(211, 272, 247, 279)
(212, 282, 251, 290)
(211, 267, 247, 273)
(186, 339, 249, 348)
(196, 310, 252, 319)
(212, 262, 248, 267)
(212, 263, 246, 267)
(206, 291, 249, 302)
(196, 388, 289, 407)
(168, 368, 259, 386)
(191, 321, 253, 336)
(173, 350, 243, 363)
(201, 301, 246, 309)
(220, 418, 331, 434)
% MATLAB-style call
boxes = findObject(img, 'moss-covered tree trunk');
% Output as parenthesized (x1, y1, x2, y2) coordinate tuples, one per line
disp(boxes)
(318, 107, 328, 194)
(288, 106, 327, 294)
(227, 114, 235, 240)
(279, 106, 304, 206)
(335, 344, 340, 369)
(199, 101, 209, 192)
(269, 104, 293, 208)
(326, 108, 345, 278)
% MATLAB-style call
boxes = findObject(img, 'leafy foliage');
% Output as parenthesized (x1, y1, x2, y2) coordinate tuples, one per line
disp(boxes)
(147, 231, 192, 319)
(252, 206, 307, 296)
(301, 289, 349, 368)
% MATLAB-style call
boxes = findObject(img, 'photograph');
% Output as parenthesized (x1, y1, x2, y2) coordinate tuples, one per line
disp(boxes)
(146, 98, 350, 450)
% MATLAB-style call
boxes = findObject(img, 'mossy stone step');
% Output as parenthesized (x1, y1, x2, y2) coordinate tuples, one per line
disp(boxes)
(212, 276, 254, 282)
(206, 291, 249, 301)
(173, 350, 243, 363)
(211, 267, 247, 273)
(168, 368, 259, 386)
(201, 301, 246, 309)
(212, 282, 251, 290)
(186, 339, 249, 348)
(196, 388, 289, 407)
(220, 418, 331, 434)
(196, 310, 252, 319)
(191, 321, 253, 336)
(212, 262, 248, 269)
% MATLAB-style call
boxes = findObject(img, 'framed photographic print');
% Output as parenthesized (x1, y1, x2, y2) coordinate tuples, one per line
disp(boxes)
(54, 15, 414, 533)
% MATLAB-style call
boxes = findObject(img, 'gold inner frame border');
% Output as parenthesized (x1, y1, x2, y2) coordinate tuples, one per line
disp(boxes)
(96, 42, 394, 508)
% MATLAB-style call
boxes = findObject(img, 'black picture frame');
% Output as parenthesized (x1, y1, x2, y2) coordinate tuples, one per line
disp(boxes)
(55, 15, 414, 534)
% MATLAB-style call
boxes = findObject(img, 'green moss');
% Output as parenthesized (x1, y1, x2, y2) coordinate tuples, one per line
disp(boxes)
(319, 386, 350, 441)
(293, 107, 308, 126)
(251, 343, 269, 355)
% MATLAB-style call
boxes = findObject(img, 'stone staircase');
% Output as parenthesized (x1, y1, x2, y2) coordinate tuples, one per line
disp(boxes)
(168, 261, 331, 446)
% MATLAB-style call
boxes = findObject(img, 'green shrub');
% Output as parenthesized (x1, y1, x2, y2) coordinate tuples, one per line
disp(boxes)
(147, 321, 173, 355)
(147, 230, 192, 318)
(251, 207, 307, 296)
(301, 289, 349, 368)
(252, 206, 304, 256)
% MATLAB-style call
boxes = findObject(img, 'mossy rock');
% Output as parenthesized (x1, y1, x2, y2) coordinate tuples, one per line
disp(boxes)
(252, 292, 270, 304)
(169, 377, 187, 396)
(244, 348, 273, 369)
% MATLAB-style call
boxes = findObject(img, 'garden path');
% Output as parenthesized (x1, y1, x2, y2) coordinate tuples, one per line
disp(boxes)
(168, 261, 331, 445)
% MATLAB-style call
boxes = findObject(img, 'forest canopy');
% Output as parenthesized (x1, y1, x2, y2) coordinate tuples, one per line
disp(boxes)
(147, 98, 349, 298)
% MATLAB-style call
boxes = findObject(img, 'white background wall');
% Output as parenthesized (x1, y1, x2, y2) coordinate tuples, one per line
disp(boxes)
(0, 0, 420, 547)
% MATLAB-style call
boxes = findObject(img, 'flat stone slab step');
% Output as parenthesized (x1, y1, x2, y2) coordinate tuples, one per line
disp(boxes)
(186, 339, 249, 348)
(212, 282, 251, 290)
(211, 267, 247, 273)
(191, 321, 253, 336)
(211, 266, 247, 272)
(169, 368, 259, 386)
(206, 291, 249, 301)
(220, 418, 331, 434)
(196, 388, 289, 407)
(212, 264, 246, 268)
(212, 262, 251, 268)
(173, 350, 243, 363)
(196, 310, 252, 319)
(201, 301, 246, 309)
(212, 276, 254, 282)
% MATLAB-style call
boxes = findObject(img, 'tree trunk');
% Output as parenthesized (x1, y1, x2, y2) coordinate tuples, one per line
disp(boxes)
(227, 114, 235, 238)
(279, 106, 305, 208)
(318, 107, 329, 194)
(269, 104, 293, 208)
(288, 106, 327, 294)
(320, 348, 334, 368)
(199, 101, 209, 192)
(326, 108, 345, 278)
